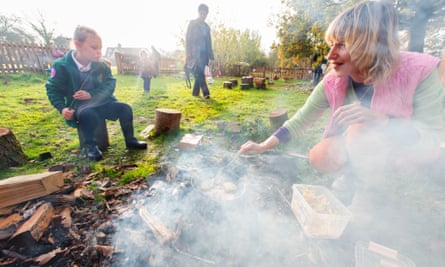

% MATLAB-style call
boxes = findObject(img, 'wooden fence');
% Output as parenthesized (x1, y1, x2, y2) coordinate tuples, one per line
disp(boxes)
(115, 54, 312, 81)
(222, 64, 312, 81)
(0, 42, 69, 74)
(114, 52, 179, 74)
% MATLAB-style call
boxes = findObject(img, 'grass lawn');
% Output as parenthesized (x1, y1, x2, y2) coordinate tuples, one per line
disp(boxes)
(1, 72, 444, 266)
(0, 71, 320, 181)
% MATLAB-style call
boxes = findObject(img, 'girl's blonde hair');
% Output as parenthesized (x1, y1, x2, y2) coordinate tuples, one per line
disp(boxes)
(73, 25, 100, 43)
(325, 1, 400, 84)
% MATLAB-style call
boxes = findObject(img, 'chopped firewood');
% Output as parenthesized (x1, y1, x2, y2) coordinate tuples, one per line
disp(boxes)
(73, 187, 95, 200)
(140, 124, 155, 139)
(0, 225, 17, 240)
(59, 207, 72, 228)
(179, 133, 203, 150)
(31, 247, 66, 265)
(138, 206, 175, 245)
(0, 171, 64, 208)
(10, 202, 54, 241)
(103, 187, 132, 198)
(0, 213, 23, 230)
(44, 194, 76, 206)
(95, 245, 114, 258)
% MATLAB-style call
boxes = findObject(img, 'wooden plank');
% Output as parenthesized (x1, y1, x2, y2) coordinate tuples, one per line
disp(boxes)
(0, 171, 64, 208)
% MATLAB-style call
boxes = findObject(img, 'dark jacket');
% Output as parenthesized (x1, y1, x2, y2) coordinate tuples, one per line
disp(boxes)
(45, 50, 117, 128)
(185, 19, 214, 67)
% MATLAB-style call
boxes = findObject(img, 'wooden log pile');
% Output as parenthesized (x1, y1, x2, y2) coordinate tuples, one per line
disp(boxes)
(0, 168, 150, 266)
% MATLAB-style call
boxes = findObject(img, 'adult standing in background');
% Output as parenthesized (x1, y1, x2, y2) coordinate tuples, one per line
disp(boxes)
(185, 3, 214, 99)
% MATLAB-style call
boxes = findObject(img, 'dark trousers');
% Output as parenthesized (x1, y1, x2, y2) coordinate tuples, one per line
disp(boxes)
(142, 77, 152, 92)
(75, 101, 135, 147)
(192, 61, 210, 97)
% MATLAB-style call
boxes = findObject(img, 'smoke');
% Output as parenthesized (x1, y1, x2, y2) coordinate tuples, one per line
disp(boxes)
(111, 119, 445, 266)
(111, 148, 322, 266)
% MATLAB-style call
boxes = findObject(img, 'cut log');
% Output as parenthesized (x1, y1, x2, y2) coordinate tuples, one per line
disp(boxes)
(154, 108, 181, 135)
(140, 124, 155, 139)
(0, 213, 23, 230)
(0, 213, 23, 240)
(138, 206, 174, 245)
(0, 126, 28, 170)
(241, 76, 253, 88)
(254, 77, 266, 89)
(77, 119, 109, 150)
(269, 108, 288, 132)
(229, 79, 238, 87)
(223, 81, 233, 89)
(10, 202, 54, 241)
(0, 171, 64, 209)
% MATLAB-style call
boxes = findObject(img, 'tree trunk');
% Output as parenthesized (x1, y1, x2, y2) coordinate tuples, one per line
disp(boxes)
(0, 127, 28, 170)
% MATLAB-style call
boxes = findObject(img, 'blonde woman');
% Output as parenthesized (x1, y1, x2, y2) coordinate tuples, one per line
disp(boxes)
(240, 1, 444, 202)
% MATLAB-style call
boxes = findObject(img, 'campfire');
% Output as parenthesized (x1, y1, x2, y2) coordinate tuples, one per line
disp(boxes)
(110, 148, 347, 266)
(1, 142, 441, 266)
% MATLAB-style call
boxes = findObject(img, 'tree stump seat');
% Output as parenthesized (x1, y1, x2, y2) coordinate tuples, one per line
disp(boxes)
(223, 81, 233, 89)
(240, 83, 250, 90)
(154, 108, 182, 135)
(241, 76, 254, 88)
(0, 127, 28, 170)
(77, 119, 110, 150)
(254, 77, 266, 89)
(269, 108, 288, 132)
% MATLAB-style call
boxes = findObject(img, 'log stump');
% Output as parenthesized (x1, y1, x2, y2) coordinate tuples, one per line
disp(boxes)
(154, 108, 182, 134)
(229, 79, 238, 87)
(0, 127, 28, 170)
(77, 119, 109, 151)
(241, 76, 254, 88)
(269, 109, 288, 132)
(223, 81, 233, 89)
(254, 77, 266, 89)
(240, 83, 250, 90)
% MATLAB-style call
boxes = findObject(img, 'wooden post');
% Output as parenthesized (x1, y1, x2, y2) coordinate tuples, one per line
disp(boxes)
(0, 127, 28, 170)
(154, 108, 181, 135)
(269, 109, 288, 132)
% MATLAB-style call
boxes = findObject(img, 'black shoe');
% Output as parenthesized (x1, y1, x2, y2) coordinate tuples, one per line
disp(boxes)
(204, 95, 210, 99)
(125, 138, 147, 149)
(87, 145, 103, 161)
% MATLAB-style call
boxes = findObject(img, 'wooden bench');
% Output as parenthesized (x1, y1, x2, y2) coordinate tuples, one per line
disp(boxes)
(77, 119, 109, 150)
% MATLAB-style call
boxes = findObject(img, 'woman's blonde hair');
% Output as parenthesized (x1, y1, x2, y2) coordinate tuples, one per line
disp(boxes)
(325, 1, 400, 84)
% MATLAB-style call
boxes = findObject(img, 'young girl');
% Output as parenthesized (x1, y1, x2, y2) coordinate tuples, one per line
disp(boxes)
(137, 48, 159, 93)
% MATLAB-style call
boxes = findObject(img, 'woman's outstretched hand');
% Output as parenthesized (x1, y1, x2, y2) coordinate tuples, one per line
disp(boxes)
(239, 141, 266, 155)
(239, 136, 280, 155)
